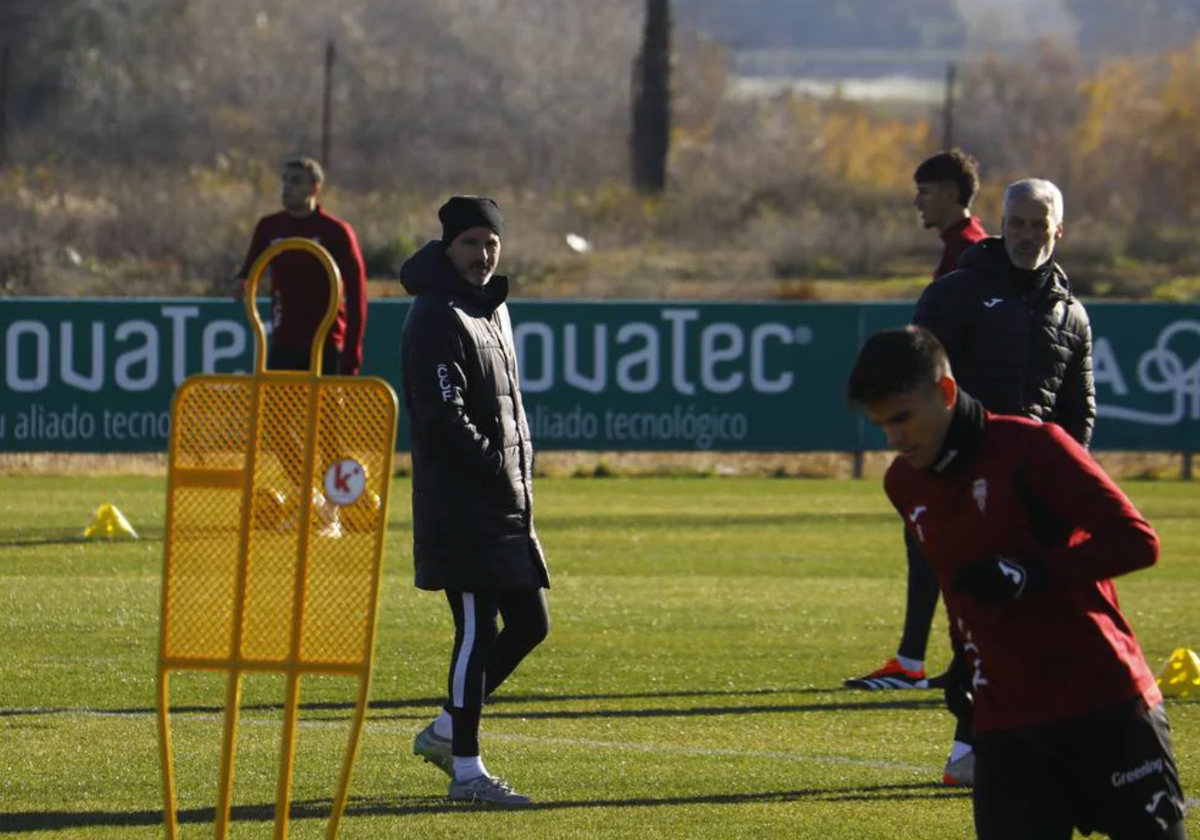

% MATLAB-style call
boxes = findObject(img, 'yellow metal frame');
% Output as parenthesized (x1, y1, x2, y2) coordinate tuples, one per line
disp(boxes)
(157, 238, 399, 839)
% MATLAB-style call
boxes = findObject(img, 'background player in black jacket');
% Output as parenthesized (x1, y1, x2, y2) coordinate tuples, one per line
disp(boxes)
(847, 326, 1186, 840)
(400, 197, 549, 806)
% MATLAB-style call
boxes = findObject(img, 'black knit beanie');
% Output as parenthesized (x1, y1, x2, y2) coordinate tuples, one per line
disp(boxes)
(438, 196, 505, 245)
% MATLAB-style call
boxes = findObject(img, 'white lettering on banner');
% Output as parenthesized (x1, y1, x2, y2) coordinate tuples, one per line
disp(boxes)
(517, 322, 554, 392)
(528, 403, 750, 450)
(701, 323, 744, 394)
(6, 321, 50, 392)
(203, 321, 246, 370)
(1097, 320, 1200, 426)
(0, 404, 172, 441)
(564, 324, 606, 393)
(60, 322, 104, 392)
(662, 308, 699, 395)
(750, 324, 795, 393)
(1092, 338, 1128, 396)
(615, 323, 659, 393)
(529, 404, 601, 441)
(162, 306, 200, 385)
(114, 320, 159, 391)
(103, 408, 170, 440)
(514, 310, 810, 396)
(2, 305, 259, 394)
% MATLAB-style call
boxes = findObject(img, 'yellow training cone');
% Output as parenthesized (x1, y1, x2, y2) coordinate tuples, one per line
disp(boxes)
(83, 504, 139, 541)
(1156, 647, 1200, 698)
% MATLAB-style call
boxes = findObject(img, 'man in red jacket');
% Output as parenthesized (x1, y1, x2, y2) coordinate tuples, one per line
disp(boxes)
(236, 157, 368, 538)
(847, 325, 1187, 840)
(236, 156, 367, 375)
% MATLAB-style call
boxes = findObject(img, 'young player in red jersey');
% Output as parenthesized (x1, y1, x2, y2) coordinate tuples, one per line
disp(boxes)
(236, 156, 367, 375)
(915, 150, 988, 282)
(847, 325, 1187, 840)
(846, 150, 989, 695)
(235, 157, 368, 538)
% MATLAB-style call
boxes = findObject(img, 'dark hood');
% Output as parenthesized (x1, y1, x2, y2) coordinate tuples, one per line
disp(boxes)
(399, 240, 509, 312)
(956, 236, 1071, 300)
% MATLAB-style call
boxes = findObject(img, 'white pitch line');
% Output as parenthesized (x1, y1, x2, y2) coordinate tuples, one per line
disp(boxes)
(482, 731, 937, 774)
(20, 707, 940, 775)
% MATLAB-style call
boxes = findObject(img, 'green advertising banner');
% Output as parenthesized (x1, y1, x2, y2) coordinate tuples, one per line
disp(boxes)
(1, 298, 1197, 453)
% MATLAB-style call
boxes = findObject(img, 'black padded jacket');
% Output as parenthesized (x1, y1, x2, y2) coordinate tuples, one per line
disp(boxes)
(399, 241, 548, 592)
(913, 237, 1095, 446)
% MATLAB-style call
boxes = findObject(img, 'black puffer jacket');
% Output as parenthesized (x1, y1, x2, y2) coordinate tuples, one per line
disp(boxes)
(399, 241, 548, 592)
(913, 237, 1095, 446)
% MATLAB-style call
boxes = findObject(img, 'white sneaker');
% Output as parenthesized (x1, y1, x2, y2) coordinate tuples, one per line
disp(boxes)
(448, 774, 532, 806)
(412, 723, 454, 778)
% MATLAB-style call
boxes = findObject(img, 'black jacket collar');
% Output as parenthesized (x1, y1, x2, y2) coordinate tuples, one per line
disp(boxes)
(956, 237, 1070, 303)
(929, 391, 986, 475)
(399, 240, 509, 313)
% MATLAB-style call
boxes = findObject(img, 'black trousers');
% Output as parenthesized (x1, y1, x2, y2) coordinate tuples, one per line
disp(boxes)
(444, 588, 549, 757)
(898, 526, 940, 662)
(267, 340, 340, 375)
(264, 341, 343, 489)
(974, 698, 1187, 840)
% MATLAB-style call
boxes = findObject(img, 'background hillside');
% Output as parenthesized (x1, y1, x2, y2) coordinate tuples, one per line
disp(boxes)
(677, 0, 1200, 67)
(2, 0, 1200, 301)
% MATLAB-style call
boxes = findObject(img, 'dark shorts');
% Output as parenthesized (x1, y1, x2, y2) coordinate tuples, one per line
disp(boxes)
(974, 698, 1187, 840)
(268, 341, 340, 375)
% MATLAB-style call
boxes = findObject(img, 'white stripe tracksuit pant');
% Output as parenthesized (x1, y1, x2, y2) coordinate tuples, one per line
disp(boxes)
(444, 588, 549, 757)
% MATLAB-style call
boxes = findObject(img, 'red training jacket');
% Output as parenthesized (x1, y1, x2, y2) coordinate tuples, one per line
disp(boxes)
(935, 215, 987, 279)
(885, 413, 1161, 732)
(237, 206, 368, 374)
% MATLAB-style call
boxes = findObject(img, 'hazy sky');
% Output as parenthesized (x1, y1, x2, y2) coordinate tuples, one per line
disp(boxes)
(952, 0, 1079, 45)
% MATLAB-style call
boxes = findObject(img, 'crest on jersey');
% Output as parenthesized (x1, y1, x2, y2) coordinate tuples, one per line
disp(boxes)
(908, 505, 927, 542)
(972, 478, 988, 513)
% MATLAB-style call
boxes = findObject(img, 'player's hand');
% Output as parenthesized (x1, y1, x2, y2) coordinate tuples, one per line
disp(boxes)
(953, 555, 1049, 606)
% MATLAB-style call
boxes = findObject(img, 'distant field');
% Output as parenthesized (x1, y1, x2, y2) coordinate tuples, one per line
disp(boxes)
(1, 476, 1197, 839)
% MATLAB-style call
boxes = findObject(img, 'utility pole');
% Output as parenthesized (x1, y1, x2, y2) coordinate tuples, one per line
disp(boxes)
(321, 39, 335, 170)
(0, 43, 10, 168)
(631, 0, 671, 194)
(942, 61, 957, 150)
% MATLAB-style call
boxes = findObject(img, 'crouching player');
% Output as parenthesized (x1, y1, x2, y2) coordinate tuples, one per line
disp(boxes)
(847, 325, 1188, 840)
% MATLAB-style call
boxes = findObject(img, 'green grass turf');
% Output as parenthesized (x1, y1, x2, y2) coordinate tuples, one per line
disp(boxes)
(1, 475, 1198, 839)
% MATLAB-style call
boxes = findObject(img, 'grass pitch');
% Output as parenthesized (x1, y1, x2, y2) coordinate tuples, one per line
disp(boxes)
(1, 475, 1197, 839)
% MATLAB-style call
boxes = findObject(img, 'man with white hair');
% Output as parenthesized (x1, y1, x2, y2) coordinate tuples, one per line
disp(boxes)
(907, 178, 1095, 786)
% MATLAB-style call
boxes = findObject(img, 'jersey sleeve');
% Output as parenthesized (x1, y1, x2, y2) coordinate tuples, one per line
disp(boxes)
(236, 218, 271, 283)
(402, 304, 503, 481)
(1019, 423, 1159, 583)
(334, 221, 368, 374)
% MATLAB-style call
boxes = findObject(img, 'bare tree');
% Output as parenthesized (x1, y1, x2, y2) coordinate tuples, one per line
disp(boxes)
(632, 0, 672, 194)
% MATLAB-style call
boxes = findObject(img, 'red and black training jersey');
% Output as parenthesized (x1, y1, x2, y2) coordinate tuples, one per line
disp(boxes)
(884, 403, 1161, 732)
(935, 215, 987, 279)
(237, 206, 368, 374)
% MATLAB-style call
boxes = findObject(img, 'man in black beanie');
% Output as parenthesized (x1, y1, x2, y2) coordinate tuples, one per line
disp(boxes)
(398, 196, 549, 806)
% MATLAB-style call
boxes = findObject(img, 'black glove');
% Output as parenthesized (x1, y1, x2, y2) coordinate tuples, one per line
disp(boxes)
(943, 651, 973, 721)
(953, 555, 1049, 606)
